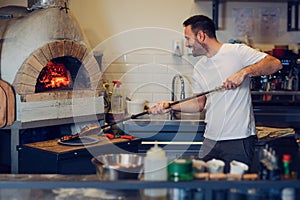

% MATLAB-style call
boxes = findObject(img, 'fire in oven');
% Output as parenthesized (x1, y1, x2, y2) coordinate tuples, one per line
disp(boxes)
(35, 56, 90, 93)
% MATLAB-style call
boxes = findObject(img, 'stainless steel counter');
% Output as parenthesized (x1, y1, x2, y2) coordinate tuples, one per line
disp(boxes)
(124, 119, 205, 158)
(0, 174, 299, 200)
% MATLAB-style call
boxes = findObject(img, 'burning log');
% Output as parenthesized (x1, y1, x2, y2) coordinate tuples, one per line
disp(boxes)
(35, 61, 71, 92)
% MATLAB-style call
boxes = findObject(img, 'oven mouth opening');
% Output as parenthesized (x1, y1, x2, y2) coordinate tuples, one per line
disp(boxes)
(35, 56, 90, 93)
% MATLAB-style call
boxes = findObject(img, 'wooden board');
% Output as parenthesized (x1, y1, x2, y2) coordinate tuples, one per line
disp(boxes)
(23, 136, 137, 154)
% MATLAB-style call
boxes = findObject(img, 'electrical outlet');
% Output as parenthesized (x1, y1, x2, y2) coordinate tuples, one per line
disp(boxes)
(173, 39, 183, 56)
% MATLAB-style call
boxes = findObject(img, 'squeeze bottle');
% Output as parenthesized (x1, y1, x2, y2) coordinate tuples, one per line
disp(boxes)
(110, 80, 124, 114)
(144, 143, 168, 198)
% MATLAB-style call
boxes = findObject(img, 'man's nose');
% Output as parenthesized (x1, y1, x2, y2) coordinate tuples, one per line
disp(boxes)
(185, 41, 191, 48)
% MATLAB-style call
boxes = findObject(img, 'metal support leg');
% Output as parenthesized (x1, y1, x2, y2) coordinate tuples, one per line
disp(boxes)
(205, 189, 213, 200)
(10, 128, 19, 174)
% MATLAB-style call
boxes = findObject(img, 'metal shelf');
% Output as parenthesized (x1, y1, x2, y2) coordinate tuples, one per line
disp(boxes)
(251, 91, 300, 95)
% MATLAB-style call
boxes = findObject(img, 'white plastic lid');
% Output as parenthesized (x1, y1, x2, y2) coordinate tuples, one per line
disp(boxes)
(146, 143, 166, 158)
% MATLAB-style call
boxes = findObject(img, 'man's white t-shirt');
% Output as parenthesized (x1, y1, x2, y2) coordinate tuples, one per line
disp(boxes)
(192, 43, 267, 141)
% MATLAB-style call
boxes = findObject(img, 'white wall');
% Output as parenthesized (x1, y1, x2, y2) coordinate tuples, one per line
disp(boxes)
(68, 0, 299, 50)
(3, 1, 298, 49)
(1, 0, 300, 107)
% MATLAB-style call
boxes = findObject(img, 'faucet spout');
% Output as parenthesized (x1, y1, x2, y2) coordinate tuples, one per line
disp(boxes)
(172, 74, 185, 101)
(171, 74, 185, 119)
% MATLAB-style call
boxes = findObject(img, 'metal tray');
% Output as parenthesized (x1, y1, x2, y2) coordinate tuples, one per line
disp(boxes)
(58, 137, 99, 146)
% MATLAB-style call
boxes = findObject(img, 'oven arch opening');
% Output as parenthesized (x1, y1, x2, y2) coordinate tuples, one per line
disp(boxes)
(35, 56, 90, 93)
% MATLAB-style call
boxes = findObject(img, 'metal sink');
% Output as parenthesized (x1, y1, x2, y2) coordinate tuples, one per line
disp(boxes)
(123, 114, 206, 158)
(171, 111, 205, 120)
(123, 114, 206, 142)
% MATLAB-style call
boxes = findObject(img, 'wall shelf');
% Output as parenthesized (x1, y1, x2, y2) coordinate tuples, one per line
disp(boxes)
(195, 0, 300, 31)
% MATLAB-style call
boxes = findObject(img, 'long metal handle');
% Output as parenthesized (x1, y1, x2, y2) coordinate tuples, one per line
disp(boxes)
(164, 85, 224, 109)
(101, 85, 224, 129)
(101, 110, 150, 130)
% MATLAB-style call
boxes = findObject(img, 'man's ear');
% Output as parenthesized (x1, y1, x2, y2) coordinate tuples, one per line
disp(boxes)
(197, 31, 205, 42)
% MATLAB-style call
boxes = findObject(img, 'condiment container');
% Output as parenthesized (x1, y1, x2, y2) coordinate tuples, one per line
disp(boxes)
(167, 159, 193, 200)
(143, 144, 168, 198)
(229, 160, 249, 175)
(111, 80, 124, 114)
(126, 99, 145, 115)
(206, 159, 225, 174)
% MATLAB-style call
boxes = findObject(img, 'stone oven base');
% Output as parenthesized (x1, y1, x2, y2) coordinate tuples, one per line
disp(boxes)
(17, 90, 104, 123)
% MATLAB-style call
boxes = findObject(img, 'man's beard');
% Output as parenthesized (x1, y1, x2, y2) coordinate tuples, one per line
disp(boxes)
(192, 41, 208, 57)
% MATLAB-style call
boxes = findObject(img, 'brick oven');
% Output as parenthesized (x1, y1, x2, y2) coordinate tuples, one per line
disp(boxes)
(0, 0, 104, 173)
(0, 0, 104, 123)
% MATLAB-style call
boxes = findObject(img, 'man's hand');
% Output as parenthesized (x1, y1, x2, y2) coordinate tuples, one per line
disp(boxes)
(149, 101, 172, 115)
(223, 70, 247, 90)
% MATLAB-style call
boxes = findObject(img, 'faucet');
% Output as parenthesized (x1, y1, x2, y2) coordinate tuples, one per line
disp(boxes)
(170, 74, 185, 120)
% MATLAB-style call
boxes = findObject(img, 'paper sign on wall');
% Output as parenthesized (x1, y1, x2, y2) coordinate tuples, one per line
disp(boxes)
(232, 8, 254, 37)
(260, 8, 280, 37)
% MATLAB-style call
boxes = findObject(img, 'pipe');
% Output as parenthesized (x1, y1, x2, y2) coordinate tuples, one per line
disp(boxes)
(27, 0, 69, 10)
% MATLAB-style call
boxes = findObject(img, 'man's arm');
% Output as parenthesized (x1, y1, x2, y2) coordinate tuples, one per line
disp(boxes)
(242, 54, 283, 77)
(150, 96, 206, 115)
(171, 95, 206, 112)
(224, 55, 282, 89)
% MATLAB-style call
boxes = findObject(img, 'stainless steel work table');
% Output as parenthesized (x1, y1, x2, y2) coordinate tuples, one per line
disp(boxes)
(0, 174, 299, 200)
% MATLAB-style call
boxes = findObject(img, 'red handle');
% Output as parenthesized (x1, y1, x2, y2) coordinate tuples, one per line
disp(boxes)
(120, 135, 135, 140)
(105, 133, 115, 139)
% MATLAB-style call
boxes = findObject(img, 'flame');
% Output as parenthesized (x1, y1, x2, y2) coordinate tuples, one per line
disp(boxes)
(38, 61, 71, 89)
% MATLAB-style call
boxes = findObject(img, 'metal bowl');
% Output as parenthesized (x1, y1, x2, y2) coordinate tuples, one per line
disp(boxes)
(91, 154, 144, 180)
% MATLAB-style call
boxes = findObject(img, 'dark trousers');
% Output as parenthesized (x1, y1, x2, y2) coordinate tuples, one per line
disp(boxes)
(199, 135, 257, 173)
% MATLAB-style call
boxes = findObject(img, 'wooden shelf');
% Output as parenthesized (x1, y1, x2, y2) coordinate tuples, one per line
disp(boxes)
(251, 91, 300, 95)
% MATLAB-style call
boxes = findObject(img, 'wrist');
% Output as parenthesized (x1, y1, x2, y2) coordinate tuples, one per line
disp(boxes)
(241, 67, 252, 78)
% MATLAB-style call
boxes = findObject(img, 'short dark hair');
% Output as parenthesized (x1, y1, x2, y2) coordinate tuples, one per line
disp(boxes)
(183, 15, 216, 38)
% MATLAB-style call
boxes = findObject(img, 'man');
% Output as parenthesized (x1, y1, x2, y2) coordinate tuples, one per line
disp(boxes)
(151, 15, 282, 172)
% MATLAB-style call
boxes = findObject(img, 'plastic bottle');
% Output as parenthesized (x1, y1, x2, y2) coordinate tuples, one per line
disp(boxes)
(111, 80, 124, 114)
(143, 143, 168, 198)
(259, 144, 269, 180)
(281, 188, 295, 200)
(281, 154, 296, 200)
(282, 154, 291, 180)
(268, 150, 281, 200)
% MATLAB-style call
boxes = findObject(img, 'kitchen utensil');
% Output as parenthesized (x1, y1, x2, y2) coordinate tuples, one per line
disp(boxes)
(91, 153, 144, 180)
(60, 85, 224, 142)
(0, 80, 16, 128)
(163, 85, 224, 109)
(102, 85, 224, 130)
(104, 133, 134, 140)
(229, 160, 249, 175)
(206, 159, 225, 174)
(58, 137, 99, 146)
(0, 86, 7, 128)
(192, 159, 207, 173)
